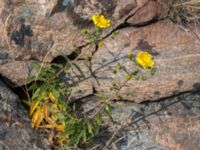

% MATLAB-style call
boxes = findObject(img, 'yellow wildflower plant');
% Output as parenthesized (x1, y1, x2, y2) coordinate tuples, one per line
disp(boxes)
(92, 13, 110, 28)
(136, 51, 154, 69)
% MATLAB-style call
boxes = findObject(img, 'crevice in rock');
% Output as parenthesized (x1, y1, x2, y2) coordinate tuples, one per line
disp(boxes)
(0, 73, 31, 107)
(0, 0, 181, 105)
(0, 74, 17, 89)
(145, 91, 197, 104)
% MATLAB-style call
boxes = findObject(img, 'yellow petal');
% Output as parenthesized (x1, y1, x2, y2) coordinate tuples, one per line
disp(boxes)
(92, 13, 110, 28)
(136, 51, 154, 69)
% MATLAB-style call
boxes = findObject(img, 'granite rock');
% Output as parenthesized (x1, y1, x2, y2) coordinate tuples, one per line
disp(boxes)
(92, 20, 200, 102)
(0, 79, 48, 150)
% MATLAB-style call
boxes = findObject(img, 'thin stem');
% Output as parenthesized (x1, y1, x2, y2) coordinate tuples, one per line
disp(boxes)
(90, 80, 129, 119)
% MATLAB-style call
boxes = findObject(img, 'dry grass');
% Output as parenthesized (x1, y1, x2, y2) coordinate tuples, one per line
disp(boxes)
(158, 0, 200, 25)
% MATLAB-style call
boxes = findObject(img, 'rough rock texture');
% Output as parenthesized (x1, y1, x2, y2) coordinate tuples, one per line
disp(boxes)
(92, 20, 200, 102)
(82, 92, 200, 150)
(0, 0, 139, 63)
(0, 0, 200, 103)
(0, 79, 48, 150)
(126, 0, 161, 24)
(0, 0, 152, 86)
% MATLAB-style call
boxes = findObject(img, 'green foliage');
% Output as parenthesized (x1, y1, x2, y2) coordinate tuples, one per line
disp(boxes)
(27, 62, 110, 149)
(24, 14, 157, 149)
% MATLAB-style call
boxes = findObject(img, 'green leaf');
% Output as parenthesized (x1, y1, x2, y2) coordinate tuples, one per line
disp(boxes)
(22, 99, 31, 106)
(132, 68, 139, 75)
(135, 75, 140, 80)
(31, 63, 42, 72)
(52, 89, 60, 101)
(57, 112, 66, 123)
(127, 52, 133, 60)
(95, 114, 102, 126)
(28, 82, 38, 91)
(87, 121, 93, 135)
(117, 63, 122, 70)
(62, 127, 76, 137)
(115, 95, 123, 100)
(125, 73, 132, 81)
(82, 126, 87, 142)
(31, 87, 41, 100)
(142, 76, 147, 81)
(51, 63, 63, 69)
(104, 104, 112, 116)
(111, 81, 120, 90)
(150, 68, 156, 75)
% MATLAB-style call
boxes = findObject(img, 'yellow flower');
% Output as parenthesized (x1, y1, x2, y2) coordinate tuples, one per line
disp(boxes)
(136, 51, 154, 69)
(92, 13, 110, 28)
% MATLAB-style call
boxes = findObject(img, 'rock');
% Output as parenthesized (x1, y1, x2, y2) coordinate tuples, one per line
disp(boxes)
(0, 0, 200, 103)
(0, 61, 37, 86)
(0, 51, 8, 60)
(92, 20, 200, 103)
(0, 0, 139, 86)
(0, 0, 137, 64)
(0, 60, 93, 99)
(127, 0, 161, 24)
(0, 79, 18, 114)
(0, 79, 48, 150)
(1, 0, 156, 62)
(81, 92, 200, 150)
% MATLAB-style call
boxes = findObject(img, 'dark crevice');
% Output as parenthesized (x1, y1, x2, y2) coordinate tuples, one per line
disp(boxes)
(0, 74, 17, 89)
(136, 91, 200, 105)
(2, 1, 169, 104)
